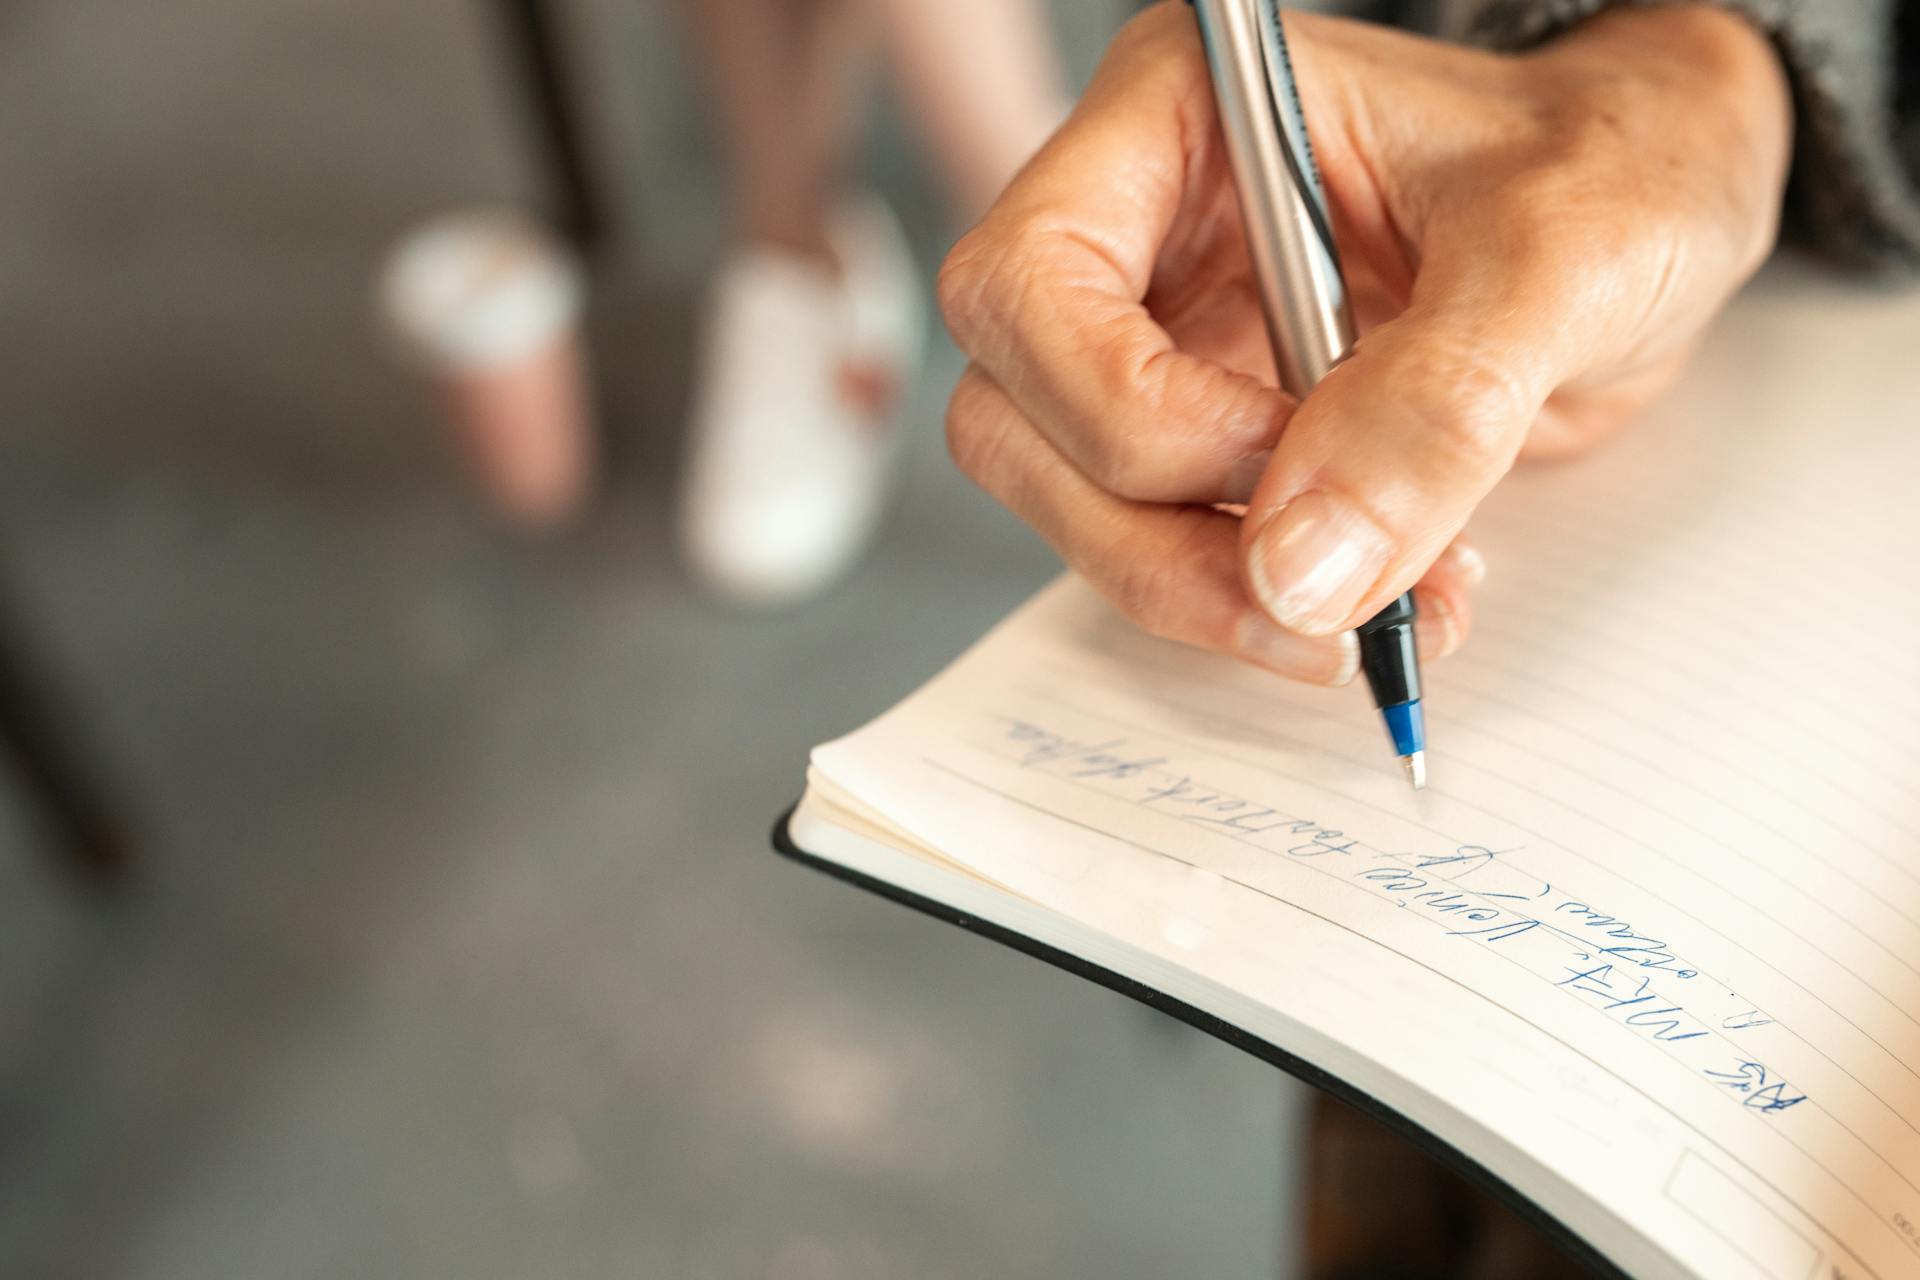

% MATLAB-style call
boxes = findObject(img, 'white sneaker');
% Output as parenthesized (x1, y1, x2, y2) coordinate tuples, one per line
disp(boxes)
(678, 197, 924, 605)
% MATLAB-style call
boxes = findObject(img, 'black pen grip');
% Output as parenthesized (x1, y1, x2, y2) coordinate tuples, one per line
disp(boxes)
(1356, 592, 1420, 709)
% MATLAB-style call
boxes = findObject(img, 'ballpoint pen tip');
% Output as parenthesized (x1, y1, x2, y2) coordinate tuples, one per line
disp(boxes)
(1401, 752, 1426, 791)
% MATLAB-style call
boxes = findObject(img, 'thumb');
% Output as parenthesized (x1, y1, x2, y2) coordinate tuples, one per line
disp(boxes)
(1238, 247, 1586, 637)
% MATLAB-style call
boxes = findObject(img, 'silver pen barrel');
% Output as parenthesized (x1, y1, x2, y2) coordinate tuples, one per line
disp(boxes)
(1190, 0, 1354, 395)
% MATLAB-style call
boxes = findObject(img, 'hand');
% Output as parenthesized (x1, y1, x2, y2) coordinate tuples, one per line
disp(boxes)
(938, 2, 1790, 685)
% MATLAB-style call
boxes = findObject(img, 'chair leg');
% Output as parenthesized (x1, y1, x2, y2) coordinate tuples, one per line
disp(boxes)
(0, 602, 129, 883)
(492, 0, 611, 253)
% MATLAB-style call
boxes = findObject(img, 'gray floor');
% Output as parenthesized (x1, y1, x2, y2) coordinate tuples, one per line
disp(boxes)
(0, 2, 1301, 1276)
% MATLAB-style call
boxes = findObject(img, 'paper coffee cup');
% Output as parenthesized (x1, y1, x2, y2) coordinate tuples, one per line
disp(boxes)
(379, 211, 595, 527)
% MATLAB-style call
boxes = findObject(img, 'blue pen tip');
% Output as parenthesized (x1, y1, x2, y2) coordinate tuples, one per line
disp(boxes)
(1381, 699, 1425, 759)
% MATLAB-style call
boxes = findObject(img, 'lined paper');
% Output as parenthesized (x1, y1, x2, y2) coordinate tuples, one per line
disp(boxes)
(809, 266, 1920, 1280)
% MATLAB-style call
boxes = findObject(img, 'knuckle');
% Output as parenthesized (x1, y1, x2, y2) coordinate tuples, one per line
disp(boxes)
(1108, 549, 1184, 641)
(938, 218, 1053, 357)
(935, 231, 994, 345)
(1434, 381, 1526, 468)
(1076, 345, 1234, 503)
(1077, 424, 1160, 501)
(943, 370, 1002, 484)
(1413, 337, 1532, 468)
(993, 220, 1060, 295)
(1103, 516, 1219, 645)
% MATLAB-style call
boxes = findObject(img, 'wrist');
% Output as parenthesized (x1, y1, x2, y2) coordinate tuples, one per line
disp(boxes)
(1552, 6, 1774, 71)
(1531, 5, 1790, 140)
(1523, 4, 1793, 243)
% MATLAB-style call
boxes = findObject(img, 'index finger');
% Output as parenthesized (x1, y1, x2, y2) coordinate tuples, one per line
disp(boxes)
(936, 3, 1291, 506)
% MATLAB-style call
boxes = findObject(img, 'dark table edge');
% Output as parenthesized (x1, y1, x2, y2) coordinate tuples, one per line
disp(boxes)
(773, 802, 1623, 1280)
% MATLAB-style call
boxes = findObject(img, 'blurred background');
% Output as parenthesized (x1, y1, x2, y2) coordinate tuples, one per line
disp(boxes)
(0, 1, 1306, 1276)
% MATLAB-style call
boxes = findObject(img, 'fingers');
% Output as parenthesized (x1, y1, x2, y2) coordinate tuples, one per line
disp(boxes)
(937, 3, 1292, 505)
(937, 2, 1524, 665)
(940, 3, 1564, 635)
(1414, 541, 1486, 662)
(947, 366, 1359, 686)
(947, 365, 1489, 677)
(1239, 226, 1592, 637)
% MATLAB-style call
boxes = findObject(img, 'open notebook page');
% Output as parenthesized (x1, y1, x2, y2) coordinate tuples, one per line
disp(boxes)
(807, 264, 1920, 1280)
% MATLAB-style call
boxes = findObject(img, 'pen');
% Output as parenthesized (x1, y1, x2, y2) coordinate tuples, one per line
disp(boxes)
(1189, 0, 1427, 789)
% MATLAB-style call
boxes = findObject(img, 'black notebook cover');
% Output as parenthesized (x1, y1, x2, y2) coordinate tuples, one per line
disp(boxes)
(775, 804, 1626, 1280)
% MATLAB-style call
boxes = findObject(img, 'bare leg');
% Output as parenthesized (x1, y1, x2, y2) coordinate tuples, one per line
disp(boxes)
(672, 0, 916, 607)
(862, 0, 1070, 218)
(674, 0, 871, 266)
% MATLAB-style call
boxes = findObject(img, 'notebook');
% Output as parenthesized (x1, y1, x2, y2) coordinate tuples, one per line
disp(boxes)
(776, 263, 1920, 1280)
